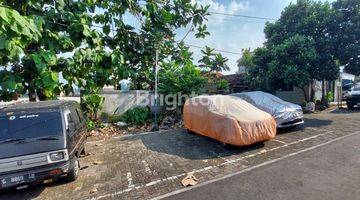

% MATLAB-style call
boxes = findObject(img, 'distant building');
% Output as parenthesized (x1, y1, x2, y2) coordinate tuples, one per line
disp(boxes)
(237, 65, 247, 74)
(221, 74, 249, 93)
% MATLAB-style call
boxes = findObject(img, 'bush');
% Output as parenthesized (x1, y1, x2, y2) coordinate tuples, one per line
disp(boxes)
(159, 62, 207, 107)
(86, 120, 104, 131)
(217, 79, 229, 90)
(325, 91, 334, 102)
(121, 107, 151, 125)
(81, 93, 105, 120)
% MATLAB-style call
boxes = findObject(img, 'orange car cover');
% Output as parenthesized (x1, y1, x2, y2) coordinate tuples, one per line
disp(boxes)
(183, 95, 277, 146)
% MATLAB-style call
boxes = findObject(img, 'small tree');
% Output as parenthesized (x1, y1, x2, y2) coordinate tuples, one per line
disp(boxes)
(237, 48, 255, 71)
(198, 46, 229, 74)
(245, 47, 274, 92)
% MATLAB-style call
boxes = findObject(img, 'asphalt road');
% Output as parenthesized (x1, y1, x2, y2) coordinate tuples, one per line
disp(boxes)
(163, 132, 360, 200)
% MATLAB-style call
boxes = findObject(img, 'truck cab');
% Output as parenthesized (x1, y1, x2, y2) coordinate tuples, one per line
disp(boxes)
(0, 100, 87, 190)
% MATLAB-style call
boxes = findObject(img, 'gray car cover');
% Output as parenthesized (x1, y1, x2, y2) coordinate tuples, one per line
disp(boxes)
(231, 91, 303, 126)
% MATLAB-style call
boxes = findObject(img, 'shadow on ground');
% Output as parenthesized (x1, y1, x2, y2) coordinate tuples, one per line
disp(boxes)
(123, 116, 334, 160)
(0, 177, 71, 200)
(277, 117, 332, 135)
(122, 129, 265, 160)
(329, 108, 360, 114)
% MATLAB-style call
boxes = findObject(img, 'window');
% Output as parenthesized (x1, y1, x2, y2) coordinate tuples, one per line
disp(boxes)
(76, 108, 85, 123)
(0, 112, 63, 141)
(70, 108, 80, 125)
(65, 112, 76, 133)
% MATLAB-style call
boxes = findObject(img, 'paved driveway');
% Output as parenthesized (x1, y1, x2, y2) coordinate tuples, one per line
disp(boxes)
(163, 128, 360, 200)
(0, 109, 359, 200)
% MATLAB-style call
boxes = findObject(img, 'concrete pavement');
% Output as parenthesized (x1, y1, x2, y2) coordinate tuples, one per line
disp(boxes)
(0, 109, 359, 200)
(162, 130, 360, 200)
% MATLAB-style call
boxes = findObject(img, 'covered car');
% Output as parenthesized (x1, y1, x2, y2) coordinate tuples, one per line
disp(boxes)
(231, 91, 304, 128)
(183, 95, 277, 146)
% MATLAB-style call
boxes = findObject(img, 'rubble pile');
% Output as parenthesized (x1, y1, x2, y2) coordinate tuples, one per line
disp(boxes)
(159, 114, 183, 129)
(89, 125, 125, 138)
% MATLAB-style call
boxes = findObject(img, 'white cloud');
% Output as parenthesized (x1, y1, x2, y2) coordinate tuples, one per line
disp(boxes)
(193, 0, 251, 26)
(228, 1, 250, 14)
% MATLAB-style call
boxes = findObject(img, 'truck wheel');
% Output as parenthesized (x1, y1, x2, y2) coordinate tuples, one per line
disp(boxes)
(67, 158, 80, 182)
(80, 146, 87, 156)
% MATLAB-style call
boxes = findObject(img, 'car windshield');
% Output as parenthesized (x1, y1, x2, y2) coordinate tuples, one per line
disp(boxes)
(0, 112, 63, 142)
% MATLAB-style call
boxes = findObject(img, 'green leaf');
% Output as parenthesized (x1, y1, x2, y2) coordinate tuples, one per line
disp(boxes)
(103, 25, 110, 35)
(0, 35, 7, 49)
(0, 7, 11, 24)
(161, 10, 172, 22)
(42, 51, 57, 65)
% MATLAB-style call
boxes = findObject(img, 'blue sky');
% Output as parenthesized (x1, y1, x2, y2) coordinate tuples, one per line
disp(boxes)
(176, 0, 334, 74)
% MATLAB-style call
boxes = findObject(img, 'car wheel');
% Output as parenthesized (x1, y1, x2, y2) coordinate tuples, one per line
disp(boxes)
(219, 141, 231, 148)
(347, 102, 354, 110)
(67, 158, 80, 182)
(80, 146, 87, 156)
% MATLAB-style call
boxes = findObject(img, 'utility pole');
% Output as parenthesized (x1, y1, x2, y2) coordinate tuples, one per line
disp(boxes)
(151, 50, 160, 131)
(338, 73, 343, 109)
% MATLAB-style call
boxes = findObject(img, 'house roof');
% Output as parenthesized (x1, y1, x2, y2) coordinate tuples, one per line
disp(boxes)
(221, 74, 248, 92)
(221, 74, 245, 84)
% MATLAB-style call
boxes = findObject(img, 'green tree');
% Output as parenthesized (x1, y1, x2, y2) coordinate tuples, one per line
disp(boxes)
(93, 0, 210, 91)
(198, 46, 229, 73)
(0, 6, 42, 101)
(0, 1, 99, 101)
(263, 0, 339, 102)
(0, 1, 211, 101)
(237, 48, 254, 70)
(159, 62, 206, 96)
(0, 1, 217, 121)
(247, 35, 318, 101)
(271, 35, 317, 101)
(245, 47, 273, 91)
(331, 0, 360, 75)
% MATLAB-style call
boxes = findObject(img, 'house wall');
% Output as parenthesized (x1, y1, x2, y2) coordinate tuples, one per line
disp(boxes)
(238, 65, 247, 74)
(275, 87, 305, 105)
(100, 90, 151, 115)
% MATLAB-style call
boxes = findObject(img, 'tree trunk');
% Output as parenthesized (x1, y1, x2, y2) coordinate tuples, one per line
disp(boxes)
(301, 87, 309, 102)
(28, 87, 36, 102)
(310, 87, 315, 102)
(37, 89, 47, 101)
(321, 80, 327, 105)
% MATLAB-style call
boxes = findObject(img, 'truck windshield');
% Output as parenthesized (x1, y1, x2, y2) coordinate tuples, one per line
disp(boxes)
(0, 112, 63, 142)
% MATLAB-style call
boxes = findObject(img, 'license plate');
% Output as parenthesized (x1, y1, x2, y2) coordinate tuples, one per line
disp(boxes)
(1, 174, 35, 188)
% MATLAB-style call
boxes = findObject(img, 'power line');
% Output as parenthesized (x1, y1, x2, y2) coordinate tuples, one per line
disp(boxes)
(186, 44, 242, 55)
(207, 15, 267, 24)
(209, 11, 276, 21)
